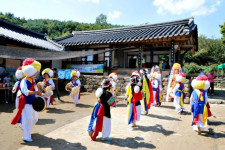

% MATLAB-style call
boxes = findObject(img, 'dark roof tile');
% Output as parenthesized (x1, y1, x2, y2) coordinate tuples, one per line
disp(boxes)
(56, 17, 197, 46)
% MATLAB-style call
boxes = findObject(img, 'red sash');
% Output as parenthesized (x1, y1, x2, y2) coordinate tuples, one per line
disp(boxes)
(148, 80, 154, 104)
(44, 79, 54, 105)
(11, 80, 35, 125)
(207, 102, 212, 117)
(155, 88, 159, 105)
(44, 79, 51, 86)
(50, 95, 53, 105)
(91, 104, 105, 141)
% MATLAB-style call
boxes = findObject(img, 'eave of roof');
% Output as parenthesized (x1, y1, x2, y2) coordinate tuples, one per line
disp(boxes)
(56, 17, 197, 47)
(0, 19, 64, 51)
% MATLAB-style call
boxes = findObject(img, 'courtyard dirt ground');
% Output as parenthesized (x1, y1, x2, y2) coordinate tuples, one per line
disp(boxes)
(0, 91, 225, 150)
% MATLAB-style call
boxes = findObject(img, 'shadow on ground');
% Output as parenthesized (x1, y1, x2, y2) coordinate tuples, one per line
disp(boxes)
(76, 103, 93, 108)
(202, 128, 225, 138)
(116, 103, 127, 107)
(148, 114, 181, 121)
(182, 111, 192, 115)
(21, 133, 87, 150)
(158, 105, 175, 110)
(46, 107, 75, 114)
(133, 124, 175, 136)
(208, 120, 225, 126)
(96, 136, 156, 149)
(36, 119, 56, 125)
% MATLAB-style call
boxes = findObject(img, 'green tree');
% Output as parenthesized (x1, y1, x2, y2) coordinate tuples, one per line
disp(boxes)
(220, 22, 225, 45)
(0, 12, 123, 39)
(95, 13, 107, 25)
(184, 36, 225, 65)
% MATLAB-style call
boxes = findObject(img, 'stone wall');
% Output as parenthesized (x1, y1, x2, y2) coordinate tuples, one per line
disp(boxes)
(161, 78, 191, 104)
(78, 75, 191, 104)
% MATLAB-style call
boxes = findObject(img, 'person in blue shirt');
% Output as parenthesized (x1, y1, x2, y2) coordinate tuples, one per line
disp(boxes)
(3, 73, 11, 83)
(198, 69, 204, 76)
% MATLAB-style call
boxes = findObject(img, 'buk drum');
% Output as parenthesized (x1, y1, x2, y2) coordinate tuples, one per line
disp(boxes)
(44, 85, 53, 97)
(65, 82, 73, 91)
(32, 96, 47, 112)
(71, 86, 79, 96)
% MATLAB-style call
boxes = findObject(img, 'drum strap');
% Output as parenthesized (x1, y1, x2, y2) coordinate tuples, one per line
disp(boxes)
(11, 80, 35, 125)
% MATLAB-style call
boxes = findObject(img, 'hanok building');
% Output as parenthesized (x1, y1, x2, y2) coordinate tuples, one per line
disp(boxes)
(0, 19, 63, 75)
(55, 17, 198, 76)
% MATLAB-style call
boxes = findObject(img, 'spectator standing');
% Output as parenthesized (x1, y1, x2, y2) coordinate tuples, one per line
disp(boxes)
(208, 70, 215, 95)
(52, 68, 61, 100)
(198, 69, 204, 76)
(162, 61, 167, 70)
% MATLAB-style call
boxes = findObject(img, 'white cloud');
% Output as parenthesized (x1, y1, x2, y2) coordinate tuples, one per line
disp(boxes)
(79, 0, 99, 3)
(108, 11, 121, 19)
(153, 0, 221, 16)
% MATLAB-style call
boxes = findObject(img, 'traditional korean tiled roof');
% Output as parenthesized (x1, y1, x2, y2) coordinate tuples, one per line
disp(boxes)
(0, 19, 64, 51)
(55, 17, 197, 46)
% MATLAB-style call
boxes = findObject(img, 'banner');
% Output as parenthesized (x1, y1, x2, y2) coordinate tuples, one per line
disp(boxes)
(68, 64, 104, 73)
(58, 64, 104, 79)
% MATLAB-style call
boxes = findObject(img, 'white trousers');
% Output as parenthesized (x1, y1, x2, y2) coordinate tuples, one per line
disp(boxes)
(136, 105, 141, 121)
(21, 104, 38, 140)
(193, 114, 205, 131)
(174, 96, 182, 112)
(92, 116, 111, 138)
(46, 96, 51, 108)
(70, 93, 79, 105)
(153, 91, 156, 105)
(15, 97, 19, 110)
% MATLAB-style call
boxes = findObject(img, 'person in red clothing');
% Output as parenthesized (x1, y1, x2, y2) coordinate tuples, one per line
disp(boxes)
(207, 70, 215, 95)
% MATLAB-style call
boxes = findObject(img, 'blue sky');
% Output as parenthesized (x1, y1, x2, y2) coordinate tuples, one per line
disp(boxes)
(0, 0, 224, 38)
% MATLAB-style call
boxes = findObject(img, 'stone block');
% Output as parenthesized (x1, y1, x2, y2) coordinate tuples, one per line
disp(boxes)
(184, 97, 190, 104)
(84, 85, 89, 89)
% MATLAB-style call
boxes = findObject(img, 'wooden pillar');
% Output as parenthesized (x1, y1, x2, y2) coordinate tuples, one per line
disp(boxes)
(150, 45, 154, 67)
(93, 49, 98, 64)
(109, 50, 112, 68)
(108, 48, 112, 74)
(85, 48, 88, 64)
(138, 45, 142, 70)
(170, 40, 175, 68)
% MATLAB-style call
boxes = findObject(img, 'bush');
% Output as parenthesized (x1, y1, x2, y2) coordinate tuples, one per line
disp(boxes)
(183, 63, 218, 75)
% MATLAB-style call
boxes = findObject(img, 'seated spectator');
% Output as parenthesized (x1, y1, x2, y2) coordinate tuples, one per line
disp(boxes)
(3, 73, 11, 83)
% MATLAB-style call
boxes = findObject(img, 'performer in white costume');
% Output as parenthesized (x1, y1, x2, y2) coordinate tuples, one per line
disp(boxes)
(12, 67, 25, 110)
(152, 71, 162, 106)
(41, 68, 55, 108)
(108, 72, 118, 95)
(69, 69, 81, 106)
(172, 73, 186, 114)
(11, 58, 42, 142)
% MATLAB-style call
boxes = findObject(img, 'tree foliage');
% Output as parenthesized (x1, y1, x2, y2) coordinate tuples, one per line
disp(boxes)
(0, 12, 123, 39)
(183, 36, 225, 74)
(184, 36, 225, 65)
(95, 14, 107, 25)
(220, 22, 225, 45)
